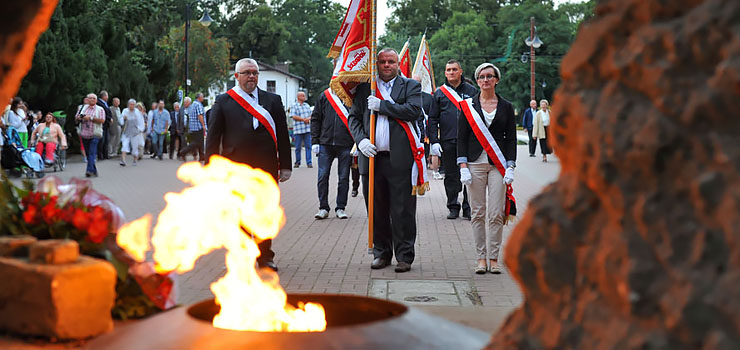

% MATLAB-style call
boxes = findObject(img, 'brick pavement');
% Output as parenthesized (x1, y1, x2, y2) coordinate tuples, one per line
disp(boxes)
(8, 141, 560, 332)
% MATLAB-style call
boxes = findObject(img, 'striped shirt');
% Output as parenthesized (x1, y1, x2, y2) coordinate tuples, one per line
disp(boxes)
(290, 102, 312, 134)
(78, 104, 105, 138)
(187, 100, 205, 132)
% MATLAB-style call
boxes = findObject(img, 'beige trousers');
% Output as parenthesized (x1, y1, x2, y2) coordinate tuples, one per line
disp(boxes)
(467, 163, 506, 260)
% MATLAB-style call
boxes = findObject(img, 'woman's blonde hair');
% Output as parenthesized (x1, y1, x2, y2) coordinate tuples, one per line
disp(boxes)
(135, 102, 146, 112)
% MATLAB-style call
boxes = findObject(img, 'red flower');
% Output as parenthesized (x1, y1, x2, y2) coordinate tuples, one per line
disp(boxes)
(41, 196, 60, 224)
(23, 204, 40, 224)
(59, 205, 75, 223)
(72, 208, 91, 232)
(87, 206, 111, 244)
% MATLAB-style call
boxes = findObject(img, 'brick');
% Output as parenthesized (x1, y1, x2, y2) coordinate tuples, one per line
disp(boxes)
(29, 239, 79, 265)
(0, 235, 37, 257)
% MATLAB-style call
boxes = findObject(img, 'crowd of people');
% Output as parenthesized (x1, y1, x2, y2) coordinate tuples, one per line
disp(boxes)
(1, 51, 554, 275)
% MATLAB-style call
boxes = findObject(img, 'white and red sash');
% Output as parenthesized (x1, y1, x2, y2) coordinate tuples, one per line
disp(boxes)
(226, 87, 277, 150)
(438, 84, 463, 110)
(459, 98, 516, 221)
(324, 89, 353, 139)
(375, 85, 429, 195)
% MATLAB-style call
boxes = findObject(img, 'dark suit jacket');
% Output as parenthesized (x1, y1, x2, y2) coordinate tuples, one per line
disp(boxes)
(96, 100, 112, 126)
(522, 107, 535, 130)
(348, 76, 423, 174)
(205, 88, 292, 180)
(169, 109, 184, 134)
(457, 93, 517, 166)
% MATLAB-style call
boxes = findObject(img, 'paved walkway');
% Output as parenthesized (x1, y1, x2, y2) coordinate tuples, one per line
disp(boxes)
(9, 139, 559, 333)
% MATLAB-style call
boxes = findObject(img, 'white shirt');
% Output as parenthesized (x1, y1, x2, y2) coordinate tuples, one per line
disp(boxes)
(374, 77, 396, 152)
(471, 108, 496, 164)
(541, 109, 550, 126)
(234, 85, 261, 130)
(7, 109, 27, 133)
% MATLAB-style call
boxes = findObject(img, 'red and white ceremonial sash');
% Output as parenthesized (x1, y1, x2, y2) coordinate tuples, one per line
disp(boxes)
(375, 85, 429, 195)
(324, 89, 353, 139)
(438, 84, 463, 110)
(226, 87, 277, 150)
(459, 98, 516, 220)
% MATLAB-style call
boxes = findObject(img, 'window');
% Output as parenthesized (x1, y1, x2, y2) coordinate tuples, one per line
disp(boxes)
(267, 80, 276, 93)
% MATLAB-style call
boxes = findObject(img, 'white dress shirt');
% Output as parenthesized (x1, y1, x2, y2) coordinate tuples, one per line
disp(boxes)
(234, 85, 260, 130)
(374, 77, 396, 152)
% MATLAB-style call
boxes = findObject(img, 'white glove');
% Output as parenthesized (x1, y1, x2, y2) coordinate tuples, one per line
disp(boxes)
(503, 167, 514, 185)
(312, 144, 320, 155)
(430, 143, 443, 157)
(367, 96, 381, 112)
(278, 169, 292, 182)
(358, 138, 377, 157)
(460, 167, 472, 186)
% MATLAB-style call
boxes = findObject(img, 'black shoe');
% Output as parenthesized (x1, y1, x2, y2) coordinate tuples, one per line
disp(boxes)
(447, 211, 459, 219)
(351, 190, 358, 197)
(307, 164, 313, 168)
(294, 163, 300, 168)
(395, 262, 411, 273)
(85, 172, 91, 178)
(259, 261, 278, 272)
(462, 210, 471, 220)
(371, 258, 390, 269)
(529, 154, 536, 157)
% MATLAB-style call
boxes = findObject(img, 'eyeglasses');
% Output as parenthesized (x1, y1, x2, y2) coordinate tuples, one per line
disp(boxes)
(238, 70, 259, 77)
(477, 74, 497, 81)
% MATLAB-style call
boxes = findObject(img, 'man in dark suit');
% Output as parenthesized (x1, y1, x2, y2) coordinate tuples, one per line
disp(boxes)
(522, 99, 537, 157)
(206, 58, 292, 272)
(97, 90, 113, 160)
(349, 48, 423, 273)
(168, 101, 184, 159)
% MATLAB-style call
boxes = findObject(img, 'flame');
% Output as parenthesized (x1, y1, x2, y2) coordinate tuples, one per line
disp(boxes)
(117, 214, 152, 262)
(117, 156, 326, 332)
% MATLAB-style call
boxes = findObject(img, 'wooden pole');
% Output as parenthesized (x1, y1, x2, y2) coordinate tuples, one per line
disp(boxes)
(368, 0, 377, 253)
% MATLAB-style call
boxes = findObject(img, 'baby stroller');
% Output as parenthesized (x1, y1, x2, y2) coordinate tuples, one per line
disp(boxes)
(1, 127, 44, 178)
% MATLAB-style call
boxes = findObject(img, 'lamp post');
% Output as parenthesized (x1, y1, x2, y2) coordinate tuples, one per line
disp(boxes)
(185, 1, 213, 97)
(524, 17, 543, 102)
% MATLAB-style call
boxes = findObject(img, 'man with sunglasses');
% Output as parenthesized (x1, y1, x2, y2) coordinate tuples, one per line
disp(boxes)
(206, 58, 292, 272)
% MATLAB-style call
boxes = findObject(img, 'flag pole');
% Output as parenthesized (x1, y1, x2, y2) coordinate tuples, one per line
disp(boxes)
(367, 0, 377, 254)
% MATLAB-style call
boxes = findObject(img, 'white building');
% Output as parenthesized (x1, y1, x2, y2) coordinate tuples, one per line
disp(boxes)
(208, 60, 305, 113)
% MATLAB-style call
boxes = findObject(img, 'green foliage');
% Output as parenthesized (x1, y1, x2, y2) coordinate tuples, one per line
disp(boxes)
(160, 23, 230, 95)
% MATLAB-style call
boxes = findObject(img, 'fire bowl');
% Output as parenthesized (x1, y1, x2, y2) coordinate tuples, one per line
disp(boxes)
(85, 294, 488, 350)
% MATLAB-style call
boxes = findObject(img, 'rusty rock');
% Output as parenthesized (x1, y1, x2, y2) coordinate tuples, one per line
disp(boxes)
(489, 0, 740, 349)
(0, 256, 116, 339)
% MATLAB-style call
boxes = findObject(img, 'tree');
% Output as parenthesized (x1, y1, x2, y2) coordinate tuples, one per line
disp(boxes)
(160, 23, 230, 96)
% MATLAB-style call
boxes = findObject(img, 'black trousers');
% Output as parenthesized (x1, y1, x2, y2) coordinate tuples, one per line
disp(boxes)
(527, 128, 537, 156)
(441, 140, 469, 213)
(98, 122, 110, 159)
(540, 126, 552, 155)
(362, 152, 417, 264)
(179, 131, 204, 161)
(351, 166, 360, 192)
(169, 132, 184, 159)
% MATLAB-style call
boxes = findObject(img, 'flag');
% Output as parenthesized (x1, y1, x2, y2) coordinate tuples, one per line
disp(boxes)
(327, 0, 374, 106)
(398, 39, 411, 78)
(411, 34, 436, 94)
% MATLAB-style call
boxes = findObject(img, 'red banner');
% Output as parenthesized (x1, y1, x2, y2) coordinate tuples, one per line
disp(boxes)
(399, 40, 411, 78)
(328, 0, 374, 106)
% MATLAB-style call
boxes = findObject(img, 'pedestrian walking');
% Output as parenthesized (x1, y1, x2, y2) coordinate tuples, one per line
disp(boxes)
(522, 100, 537, 157)
(178, 94, 206, 162)
(135, 103, 148, 160)
(169, 101, 185, 159)
(532, 99, 552, 162)
(96, 90, 112, 160)
(457, 63, 517, 274)
(120, 99, 145, 166)
(76, 93, 106, 177)
(7, 97, 28, 148)
(109, 97, 122, 156)
(291, 91, 312, 168)
(206, 58, 292, 272)
(150, 100, 169, 160)
(311, 88, 354, 220)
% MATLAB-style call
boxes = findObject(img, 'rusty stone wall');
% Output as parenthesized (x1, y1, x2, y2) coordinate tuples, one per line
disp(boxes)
(489, 0, 740, 349)
(0, 0, 57, 109)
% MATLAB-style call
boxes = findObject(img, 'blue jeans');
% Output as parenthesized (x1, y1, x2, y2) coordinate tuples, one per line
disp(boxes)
(152, 132, 166, 158)
(81, 137, 100, 175)
(317, 145, 352, 211)
(294, 133, 311, 165)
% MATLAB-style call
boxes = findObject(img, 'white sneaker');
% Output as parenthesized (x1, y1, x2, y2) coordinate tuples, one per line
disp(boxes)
(336, 209, 348, 219)
(314, 209, 329, 219)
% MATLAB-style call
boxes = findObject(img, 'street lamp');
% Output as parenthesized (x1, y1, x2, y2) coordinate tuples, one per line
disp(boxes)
(524, 17, 543, 101)
(185, 1, 213, 96)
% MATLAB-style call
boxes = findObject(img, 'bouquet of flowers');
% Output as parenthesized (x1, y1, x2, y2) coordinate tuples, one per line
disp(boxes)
(0, 173, 175, 320)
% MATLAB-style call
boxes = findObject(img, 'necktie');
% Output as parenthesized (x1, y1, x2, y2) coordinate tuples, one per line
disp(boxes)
(248, 92, 259, 130)
(249, 93, 255, 99)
